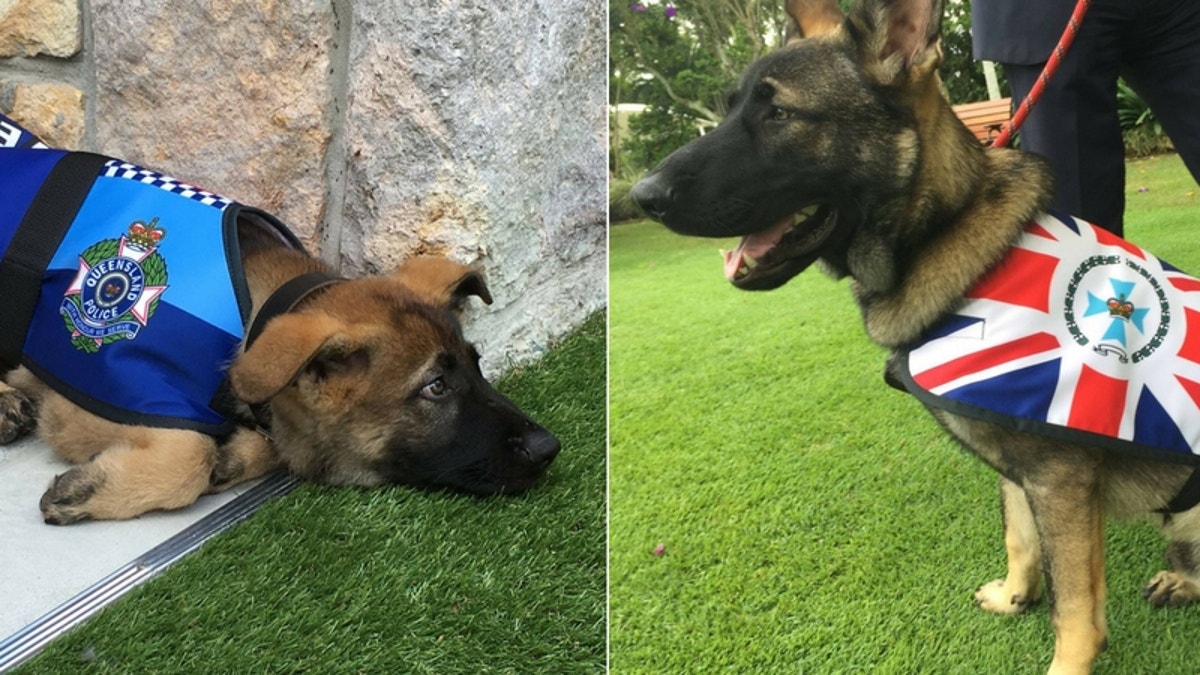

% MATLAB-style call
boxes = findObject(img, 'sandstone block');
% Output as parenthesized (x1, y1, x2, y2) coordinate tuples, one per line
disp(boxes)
(0, 0, 80, 58)
(0, 80, 84, 148)
(91, 0, 335, 247)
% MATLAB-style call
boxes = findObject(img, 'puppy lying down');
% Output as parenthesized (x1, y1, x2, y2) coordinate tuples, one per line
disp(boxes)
(0, 114, 560, 524)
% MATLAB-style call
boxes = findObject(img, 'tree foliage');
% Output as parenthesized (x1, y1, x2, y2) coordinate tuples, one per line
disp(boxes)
(610, 0, 998, 178)
(610, 0, 787, 177)
(941, 1, 1004, 107)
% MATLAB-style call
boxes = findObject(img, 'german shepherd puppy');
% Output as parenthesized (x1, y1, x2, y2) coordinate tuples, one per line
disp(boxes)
(0, 219, 560, 525)
(631, 0, 1200, 672)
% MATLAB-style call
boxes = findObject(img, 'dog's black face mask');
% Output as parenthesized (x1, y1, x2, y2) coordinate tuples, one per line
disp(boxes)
(629, 34, 912, 291)
(376, 345, 561, 496)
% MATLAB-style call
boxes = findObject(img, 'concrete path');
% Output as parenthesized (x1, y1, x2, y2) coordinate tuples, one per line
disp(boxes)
(0, 436, 286, 665)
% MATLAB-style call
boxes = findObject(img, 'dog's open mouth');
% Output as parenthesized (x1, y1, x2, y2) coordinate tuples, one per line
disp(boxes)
(721, 204, 837, 290)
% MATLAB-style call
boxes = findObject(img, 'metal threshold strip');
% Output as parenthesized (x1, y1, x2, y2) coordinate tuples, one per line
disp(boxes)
(0, 471, 298, 672)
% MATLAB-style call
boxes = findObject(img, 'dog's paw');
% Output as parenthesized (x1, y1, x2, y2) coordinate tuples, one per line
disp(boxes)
(208, 447, 245, 492)
(0, 387, 36, 444)
(39, 465, 106, 525)
(1142, 570, 1200, 607)
(974, 579, 1038, 615)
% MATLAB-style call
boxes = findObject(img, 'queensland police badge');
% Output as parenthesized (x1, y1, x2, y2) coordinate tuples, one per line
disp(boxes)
(61, 218, 169, 352)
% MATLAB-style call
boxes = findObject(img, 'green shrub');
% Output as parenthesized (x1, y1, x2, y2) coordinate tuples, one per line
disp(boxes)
(1118, 79, 1174, 158)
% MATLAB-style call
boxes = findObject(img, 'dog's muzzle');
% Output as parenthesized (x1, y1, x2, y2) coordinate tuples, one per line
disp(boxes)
(517, 427, 561, 467)
(630, 172, 673, 222)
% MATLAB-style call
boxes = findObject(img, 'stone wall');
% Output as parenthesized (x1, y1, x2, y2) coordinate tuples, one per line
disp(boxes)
(0, 0, 606, 375)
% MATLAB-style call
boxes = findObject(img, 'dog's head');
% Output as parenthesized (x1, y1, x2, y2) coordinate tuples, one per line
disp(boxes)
(228, 257, 559, 495)
(631, 0, 957, 291)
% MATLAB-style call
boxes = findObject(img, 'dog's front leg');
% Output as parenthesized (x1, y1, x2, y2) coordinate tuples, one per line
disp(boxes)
(975, 477, 1042, 614)
(206, 427, 282, 493)
(40, 428, 219, 524)
(1026, 471, 1108, 675)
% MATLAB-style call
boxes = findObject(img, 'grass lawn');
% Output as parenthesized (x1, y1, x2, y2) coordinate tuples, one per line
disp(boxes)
(15, 312, 606, 674)
(610, 154, 1200, 673)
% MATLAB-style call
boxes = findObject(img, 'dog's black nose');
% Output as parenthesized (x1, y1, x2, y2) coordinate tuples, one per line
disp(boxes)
(630, 172, 672, 221)
(520, 428, 561, 466)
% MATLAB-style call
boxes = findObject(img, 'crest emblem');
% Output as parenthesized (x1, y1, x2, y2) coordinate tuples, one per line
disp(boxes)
(1064, 255, 1170, 364)
(61, 218, 170, 352)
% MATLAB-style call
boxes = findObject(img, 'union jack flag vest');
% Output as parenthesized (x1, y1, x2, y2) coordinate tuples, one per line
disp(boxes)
(897, 211, 1200, 467)
(0, 114, 303, 435)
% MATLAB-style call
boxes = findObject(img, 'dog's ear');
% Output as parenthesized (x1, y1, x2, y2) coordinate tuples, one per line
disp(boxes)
(392, 256, 494, 310)
(230, 312, 370, 405)
(784, 0, 846, 43)
(848, 0, 945, 85)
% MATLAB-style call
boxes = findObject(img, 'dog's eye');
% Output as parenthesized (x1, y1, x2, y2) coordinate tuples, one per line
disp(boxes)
(768, 106, 794, 122)
(420, 377, 449, 400)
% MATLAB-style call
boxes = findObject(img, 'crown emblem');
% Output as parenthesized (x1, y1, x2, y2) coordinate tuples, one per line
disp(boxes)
(1106, 294, 1134, 320)
(126, 217, 166, 249)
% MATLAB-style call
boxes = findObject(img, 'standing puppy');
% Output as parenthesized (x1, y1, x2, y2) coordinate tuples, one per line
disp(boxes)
(631, 1, 1200, 672)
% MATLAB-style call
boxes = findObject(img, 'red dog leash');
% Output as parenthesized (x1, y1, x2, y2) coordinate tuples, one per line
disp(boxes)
(991, 0, 1092, 148)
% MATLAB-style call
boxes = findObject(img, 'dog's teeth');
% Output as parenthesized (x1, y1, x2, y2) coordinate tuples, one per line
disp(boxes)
(726, 248, 750, 279)
(794, 205, 819, 226)
(742, 253, 758, 270)
(793, 205, 819, 227)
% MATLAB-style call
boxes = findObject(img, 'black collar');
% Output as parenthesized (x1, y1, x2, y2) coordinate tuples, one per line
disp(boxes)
(245, 271, 344, 350)
(242, 271, 343, 434)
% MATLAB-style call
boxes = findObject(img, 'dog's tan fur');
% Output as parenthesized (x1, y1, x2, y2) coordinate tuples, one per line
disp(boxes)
(1, 214, 557, 523)
(633, 1, 1200, 672)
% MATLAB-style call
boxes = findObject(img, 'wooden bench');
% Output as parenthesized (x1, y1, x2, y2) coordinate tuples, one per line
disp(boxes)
(951, 97, 1011, 145)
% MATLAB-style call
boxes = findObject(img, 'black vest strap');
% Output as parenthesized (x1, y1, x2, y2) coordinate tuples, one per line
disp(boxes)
(1159, 467, 1200, 515)
(0, 152, 111, 369)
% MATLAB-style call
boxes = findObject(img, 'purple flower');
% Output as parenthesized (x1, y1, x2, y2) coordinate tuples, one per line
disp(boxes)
(630, 2, 646, 11)
(664, 5, 677, 18)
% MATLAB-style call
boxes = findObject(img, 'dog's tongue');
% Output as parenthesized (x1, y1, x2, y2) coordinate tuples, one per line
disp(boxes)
(722, 216, 794, 281)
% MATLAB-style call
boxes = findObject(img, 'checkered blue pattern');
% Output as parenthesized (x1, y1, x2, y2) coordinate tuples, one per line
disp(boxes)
(102, 160, 233, 210)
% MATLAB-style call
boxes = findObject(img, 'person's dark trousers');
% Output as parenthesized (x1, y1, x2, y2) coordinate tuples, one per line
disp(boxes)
(1001, 0, 1200, 237)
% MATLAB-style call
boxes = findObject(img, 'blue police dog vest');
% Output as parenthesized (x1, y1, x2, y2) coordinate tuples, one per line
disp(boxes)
(0, 114, 302, 435)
